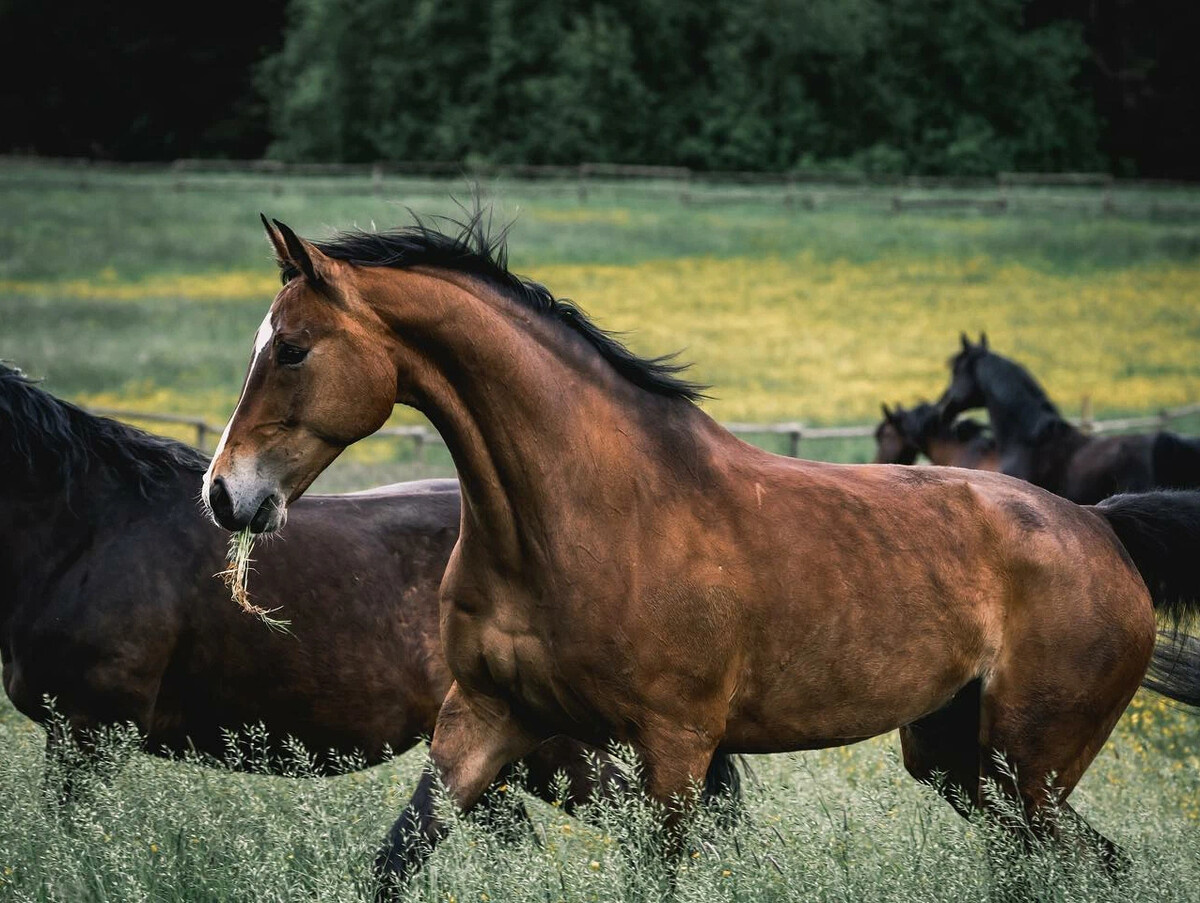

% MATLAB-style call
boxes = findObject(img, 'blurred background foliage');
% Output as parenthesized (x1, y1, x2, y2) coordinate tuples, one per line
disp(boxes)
(3, 0, 1197, 177)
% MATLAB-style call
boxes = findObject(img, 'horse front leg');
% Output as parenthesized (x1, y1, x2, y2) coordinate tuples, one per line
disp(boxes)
(42, 716, 132, 812)
(632, 723, 722, 870)
(373, 681, 540, 899)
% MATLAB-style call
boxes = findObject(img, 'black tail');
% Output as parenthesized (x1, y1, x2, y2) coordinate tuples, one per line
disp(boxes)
(1152, 432, 1200, 490)
(1145, 634, 1200, 707)
(1093, 490, 1200, 707)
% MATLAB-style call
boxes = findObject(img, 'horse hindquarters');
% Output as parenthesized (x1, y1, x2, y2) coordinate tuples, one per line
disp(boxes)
(901, 501, 1155, 871)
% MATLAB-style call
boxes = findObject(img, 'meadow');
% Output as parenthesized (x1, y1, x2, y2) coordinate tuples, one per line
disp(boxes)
(1, 162, 1200, 900)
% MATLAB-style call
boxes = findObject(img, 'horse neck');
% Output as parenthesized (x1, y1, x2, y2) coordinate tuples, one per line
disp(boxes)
(978, 355, 1076, 449)
(921, 434, 966, 467)
(373, 270, 719, 570)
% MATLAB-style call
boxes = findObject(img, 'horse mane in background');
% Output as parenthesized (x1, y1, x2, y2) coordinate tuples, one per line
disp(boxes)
(0, 363, 207, 497)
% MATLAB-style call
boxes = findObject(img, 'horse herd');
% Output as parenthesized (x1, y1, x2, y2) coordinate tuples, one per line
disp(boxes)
(874, 332, 1200, 503)
(5, 212, 1200, 899)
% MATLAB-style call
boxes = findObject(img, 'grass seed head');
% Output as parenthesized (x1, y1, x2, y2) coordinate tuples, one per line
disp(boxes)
(219, 528, 291, 633)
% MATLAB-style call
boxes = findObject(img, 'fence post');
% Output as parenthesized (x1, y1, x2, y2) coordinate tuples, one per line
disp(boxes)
(577, 163, 589, 203)
(413, 431, 426, 466)
(788, 428, 802, 458)
(1080, 395, 1093, 434)
(195, 423, 209, 449)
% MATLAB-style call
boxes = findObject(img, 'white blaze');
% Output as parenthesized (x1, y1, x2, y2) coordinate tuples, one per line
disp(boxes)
(202, 310, 275, 497)
(254, 310, 274, 355)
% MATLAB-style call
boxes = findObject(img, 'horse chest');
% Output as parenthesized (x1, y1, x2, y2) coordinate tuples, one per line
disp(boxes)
(442, 598, 550, 694)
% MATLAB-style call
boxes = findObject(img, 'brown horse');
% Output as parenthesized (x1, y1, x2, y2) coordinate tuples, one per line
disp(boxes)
(205, 213, 1200, 892)
(0, 363, 737, 813)
(874, 401, 999, 470)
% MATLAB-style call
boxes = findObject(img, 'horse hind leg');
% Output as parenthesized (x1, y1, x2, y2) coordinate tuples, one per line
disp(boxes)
(977, 626, 1148, 879)
(900, 670, 1134, 878)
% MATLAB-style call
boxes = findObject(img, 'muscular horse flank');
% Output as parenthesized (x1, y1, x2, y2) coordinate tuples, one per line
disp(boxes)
(204, 211, 1200, 895)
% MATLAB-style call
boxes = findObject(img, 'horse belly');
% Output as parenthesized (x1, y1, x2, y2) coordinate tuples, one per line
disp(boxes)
(724, 658, 976, 752)
(722, 581, 995, 753)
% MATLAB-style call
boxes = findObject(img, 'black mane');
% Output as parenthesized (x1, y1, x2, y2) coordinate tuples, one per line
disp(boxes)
(0, 364, 209, 498)
(287, 210, 706, 402)
(974, 350, 1070, 442)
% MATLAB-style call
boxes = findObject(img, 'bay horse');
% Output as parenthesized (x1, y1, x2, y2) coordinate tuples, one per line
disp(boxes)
(937, 333, 1200, 503)
(204, 213, 1200, 892)
(874, 401, 999, 470)
(0, 363, 738, 812)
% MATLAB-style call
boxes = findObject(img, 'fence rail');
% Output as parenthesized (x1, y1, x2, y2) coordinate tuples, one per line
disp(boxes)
(5, 156, 1200, 219)
(90, 401, 1200, 461)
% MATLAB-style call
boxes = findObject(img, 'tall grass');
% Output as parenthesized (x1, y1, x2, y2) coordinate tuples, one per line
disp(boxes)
(1, 698, 1197, 902)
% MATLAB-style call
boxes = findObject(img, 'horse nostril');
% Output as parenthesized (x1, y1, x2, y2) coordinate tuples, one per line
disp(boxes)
(208, 476, 238, 527)
(249, 494, 282, 534)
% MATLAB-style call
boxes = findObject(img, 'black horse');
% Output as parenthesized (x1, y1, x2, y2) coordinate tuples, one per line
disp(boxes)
(874, 401, 998, 470)
(0, 364, 739, 811)
(937, 334, 1200, 504)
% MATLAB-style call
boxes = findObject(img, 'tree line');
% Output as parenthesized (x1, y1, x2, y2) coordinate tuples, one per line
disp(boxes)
(3, 0, 1197, 178)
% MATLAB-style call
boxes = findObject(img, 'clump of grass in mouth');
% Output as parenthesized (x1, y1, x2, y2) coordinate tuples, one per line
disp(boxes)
(219, 528, 292, 633)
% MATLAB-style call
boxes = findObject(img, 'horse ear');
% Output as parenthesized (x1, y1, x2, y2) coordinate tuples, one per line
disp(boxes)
(978, 331, 989, 350)
(881, 403, 893, 420)
(271, 218, 333, 289)
(960, 332, 972, 352)
(260, 213, 290, 265)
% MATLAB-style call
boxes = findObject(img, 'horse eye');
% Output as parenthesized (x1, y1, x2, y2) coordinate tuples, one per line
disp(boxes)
(277, 343, 309, 367)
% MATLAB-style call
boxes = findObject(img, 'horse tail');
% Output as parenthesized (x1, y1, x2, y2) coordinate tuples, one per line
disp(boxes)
(1152, 432, 1200, 490)
(1092, 490, 1200, 707)
(1144, 635, 1200, 707)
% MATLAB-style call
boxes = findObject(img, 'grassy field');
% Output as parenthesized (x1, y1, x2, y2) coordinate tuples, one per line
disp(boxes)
(2, 163, 1200, 900)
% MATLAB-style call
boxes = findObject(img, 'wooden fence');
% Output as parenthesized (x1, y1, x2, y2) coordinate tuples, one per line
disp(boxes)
(90, 401, 1200, 462)
(5, 156, 1200, 219)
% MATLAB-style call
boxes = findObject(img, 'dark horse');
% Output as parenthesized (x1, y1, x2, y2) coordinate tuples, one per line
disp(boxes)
(206, 213, 1200, 893)
(0, 364, 738, 811)
(874, 402, 998, 470)
(938, 334, 1200, 504)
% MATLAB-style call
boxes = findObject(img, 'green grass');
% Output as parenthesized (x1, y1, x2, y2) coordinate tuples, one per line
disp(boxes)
(2, 163, 1200, 898)
(0, 699, 1197, 902)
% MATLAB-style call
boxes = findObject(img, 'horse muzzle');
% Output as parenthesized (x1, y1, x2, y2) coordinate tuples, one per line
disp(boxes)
(205, 475, 287, 534)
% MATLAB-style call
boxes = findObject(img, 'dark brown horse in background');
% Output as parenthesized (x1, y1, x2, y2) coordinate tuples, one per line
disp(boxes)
(205, 213, 1200, 894)
(874, 401, 999, 470)
(938, 334, 1200, 504)
(0, 364, 738, 812)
